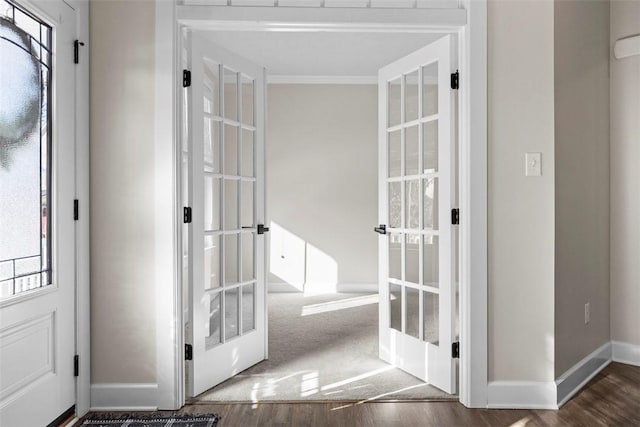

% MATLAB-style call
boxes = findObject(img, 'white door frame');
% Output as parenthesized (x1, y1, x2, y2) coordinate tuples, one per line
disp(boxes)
(154, 1, 487, 410)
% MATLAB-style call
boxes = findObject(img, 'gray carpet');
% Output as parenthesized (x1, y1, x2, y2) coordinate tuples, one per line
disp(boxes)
(195, 293, 456, 402)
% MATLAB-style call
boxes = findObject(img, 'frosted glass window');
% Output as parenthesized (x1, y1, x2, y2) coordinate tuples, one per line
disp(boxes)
(0, 6, 52, 299)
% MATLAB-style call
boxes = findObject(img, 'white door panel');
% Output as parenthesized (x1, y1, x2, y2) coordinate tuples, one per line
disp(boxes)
(188, 32, 266, 397)
(378, 35, 457, 394)
(0, 1, 77, 425)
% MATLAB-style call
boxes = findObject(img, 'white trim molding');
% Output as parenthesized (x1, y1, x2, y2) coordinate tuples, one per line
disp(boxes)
(267, 75, 377, 85)
(612, 341, 640, 366)
(90, 383, 158, 411)
(556, 342, 611, 407)
(487, 381, 557, 410)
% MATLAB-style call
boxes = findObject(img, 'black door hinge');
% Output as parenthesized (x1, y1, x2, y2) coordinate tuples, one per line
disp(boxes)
(183, 207, 192, 224)
(451, 208, 459, 225)
(183, 70, 191, 87)
(257, 224, 270, 235)
(74, 355, 79, 376)
(185, 344, 193, 361)
(74, 199, 79, 221)
(374, 224, 387, 235)
(452, 342, 460, 359)
(74, 40, 84, 64)
(451, 70, 459, 90)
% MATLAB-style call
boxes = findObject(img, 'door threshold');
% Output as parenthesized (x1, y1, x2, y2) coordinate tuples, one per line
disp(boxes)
(187, 397, 459, 405)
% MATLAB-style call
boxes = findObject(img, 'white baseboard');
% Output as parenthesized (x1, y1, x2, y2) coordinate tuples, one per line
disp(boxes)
(268, 282, 378, 294)
(90, 383, 158, 411)
(612, 341, 640, 366)
(487, 381, 557, 409)
(555, 342, 612, 407)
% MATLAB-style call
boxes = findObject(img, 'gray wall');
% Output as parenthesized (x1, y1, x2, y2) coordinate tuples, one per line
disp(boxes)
(267, 84, 379, 288)
(488, 0, 556, 382)
(554, 0, 610, 377)
(90, 0, 157, 383)
(610, 0, 640, 347)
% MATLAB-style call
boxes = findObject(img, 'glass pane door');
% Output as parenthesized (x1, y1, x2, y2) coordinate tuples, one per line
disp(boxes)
(188, 32, 265, 397)
(378, 35, 456, 394)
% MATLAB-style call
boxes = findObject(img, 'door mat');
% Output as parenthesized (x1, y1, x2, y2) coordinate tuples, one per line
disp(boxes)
(80, 414, 219, 427)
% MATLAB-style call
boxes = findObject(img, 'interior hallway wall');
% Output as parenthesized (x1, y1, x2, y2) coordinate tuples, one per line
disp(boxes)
(267, 84, 379, 290)
(610, 0, 640, 348)
(488, 0, 556, 382)
(554, 0, 610, 377)
(89, 0, 157, 383)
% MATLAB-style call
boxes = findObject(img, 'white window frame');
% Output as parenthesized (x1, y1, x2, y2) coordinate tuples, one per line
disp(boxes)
(154, 1, 487, 410)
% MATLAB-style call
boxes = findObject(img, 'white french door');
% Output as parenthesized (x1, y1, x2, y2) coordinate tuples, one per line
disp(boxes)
(187, 33, 266, 397)
(377, 35, 458, 394)
(0, 1, 77, 425)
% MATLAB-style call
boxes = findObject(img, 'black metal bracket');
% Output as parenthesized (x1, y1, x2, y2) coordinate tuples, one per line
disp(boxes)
(74, 355, 79, 376)
(451, 208, 459, 225)
(183, 207, 192, 224)
(257, 224, 270, 235)
(185, 344, 193, 361)
(74, 199, 79, 221)
(183, 70, 191, 88)
(374, 224, 387, 235)
(74, 40, 84, 64)
(452, 342, 460, 359)
(451, 70, 459, 90)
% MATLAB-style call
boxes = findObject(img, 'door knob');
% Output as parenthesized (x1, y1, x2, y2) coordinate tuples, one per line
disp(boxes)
(374, 224, 387, 235)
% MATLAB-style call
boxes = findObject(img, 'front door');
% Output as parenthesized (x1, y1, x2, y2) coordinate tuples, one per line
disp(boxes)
(377, 35, 458, 394)
(187, 32, 266, 397)
(0, 1, 77, 425)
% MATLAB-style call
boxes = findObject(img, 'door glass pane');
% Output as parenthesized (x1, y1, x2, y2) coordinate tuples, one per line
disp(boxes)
(388, 77, 401, 127)
(422, 62, 438, 117)
(388, 130, 401, 178)
(388, 182, 401, 228)
(241, 181, 254, 228)
(423, 291, 439, 345)
(405, 126, 419, 176)
(224, 234, 238, 284)
(389, 234, 401, 280)
(423, 178, 439, 230)
(241, 75, 254, 126)
(242, 283, 255, 334)
(406, 287, 419, 339)
(223, 67, 237, 121)
(405, 180, 419, 230)
(224, 180, 238, 230)
(423, 120, 438, 173)
(205, 291, 221, 349)
(224, 287, 239, 340)
(203, 59, 219, 116)
(0, 12, 52, 299)
(423, 235, 439, 288)
(241, 128, 254, 177)
(204, 176, 220, 231)
(204, 119, 220, 173)
(390, 283, 402, 332)
(204, 235, 221, 290)
(242, 233, 255, 281)
(405, 69, 419, 122)
(224, 124, 238, 176)
(405, 234, 419, 284)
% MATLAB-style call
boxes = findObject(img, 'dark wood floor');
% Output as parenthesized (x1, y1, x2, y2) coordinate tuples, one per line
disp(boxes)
(82, 362, 640, 426)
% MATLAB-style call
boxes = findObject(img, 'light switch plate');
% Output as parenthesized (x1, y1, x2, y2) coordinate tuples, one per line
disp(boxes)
(525, 152, 542, 176)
